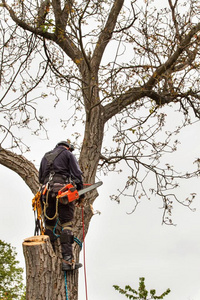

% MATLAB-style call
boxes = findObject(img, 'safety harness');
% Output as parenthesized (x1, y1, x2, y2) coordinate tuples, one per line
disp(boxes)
(42, 147, 70, 221)
(32, 147, 67, 235)
(32, 191, 45, 235)
(32, 147, 90, 299)
(43, 146, 66, 185)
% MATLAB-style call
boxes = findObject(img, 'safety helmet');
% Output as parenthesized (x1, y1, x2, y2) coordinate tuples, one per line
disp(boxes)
(56, 141, 74, 152)
(57, 141, 69, 147)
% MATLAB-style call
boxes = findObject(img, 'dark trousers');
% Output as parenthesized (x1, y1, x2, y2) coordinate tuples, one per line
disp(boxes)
(44, 192, 75, 257)
(45, 192, 75, 227)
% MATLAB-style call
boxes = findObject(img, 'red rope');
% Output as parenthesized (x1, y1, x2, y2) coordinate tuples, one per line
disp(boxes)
(82, 207, 88, 300)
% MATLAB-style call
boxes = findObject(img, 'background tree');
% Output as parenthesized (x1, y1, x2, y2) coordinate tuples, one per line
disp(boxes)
(113, 277, 171, 299)
(0, 240, 26, 300)
(0, 0, 200, 299)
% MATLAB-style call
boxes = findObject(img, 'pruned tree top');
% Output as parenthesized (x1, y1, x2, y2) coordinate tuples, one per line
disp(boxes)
(0, 0, 200, 227)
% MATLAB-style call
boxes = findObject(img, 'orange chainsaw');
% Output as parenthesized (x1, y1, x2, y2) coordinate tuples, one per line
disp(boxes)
(56, 181, 103, 204)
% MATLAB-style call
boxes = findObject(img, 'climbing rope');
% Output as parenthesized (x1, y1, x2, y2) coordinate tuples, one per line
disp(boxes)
(32, 188, 89, 300)
(32, 191, 45, 235)
(64, 271, 69, 300)
(62, 209, 88, 300)
(53, 218, 60, 238)
(82, 207, 88, 300)
(63, 235, 83, 300)
(74, 236, 82, 249)
(43, 190, 59, 221)
(52, 218, 83, 300)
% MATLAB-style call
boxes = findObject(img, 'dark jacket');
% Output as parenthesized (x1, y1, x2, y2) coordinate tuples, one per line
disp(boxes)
(39, 146, 83, 190)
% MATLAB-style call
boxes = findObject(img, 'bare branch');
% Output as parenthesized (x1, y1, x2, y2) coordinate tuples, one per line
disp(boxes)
(0, 146, 39, 194)
(92, 0, 124, 71)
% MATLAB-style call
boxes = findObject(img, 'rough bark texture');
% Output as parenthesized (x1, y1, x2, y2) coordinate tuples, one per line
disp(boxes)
(0, 146, 39, 194)
(23, 235, 80, 300)
(0, 144, 95, 299)
(2, 1, 200, 299)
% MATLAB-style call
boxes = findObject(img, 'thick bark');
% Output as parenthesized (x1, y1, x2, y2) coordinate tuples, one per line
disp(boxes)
(0, 142, 99, 300)
(0, 146, 84, 299)
(23, 235, 80, 300)
(23, 235, 64, 299)
(92, 0, 124, 69)
(0, 146, 39, 194)
(1, 1, 200, 298)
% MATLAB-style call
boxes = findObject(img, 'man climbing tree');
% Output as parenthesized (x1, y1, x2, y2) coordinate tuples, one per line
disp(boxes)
(39, 140, 84, 271)
(0, 0, 200, 299)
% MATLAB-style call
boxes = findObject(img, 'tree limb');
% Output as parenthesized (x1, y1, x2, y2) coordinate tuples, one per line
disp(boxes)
(91, 0, 124, 71)
(1, 0, 84, 67)
(103, 22, 200, 122)
(36, 0, 50, 28)
(0, 146, 39, 194)
(146, 22, 200, 89)
(1, 0, 55, 40)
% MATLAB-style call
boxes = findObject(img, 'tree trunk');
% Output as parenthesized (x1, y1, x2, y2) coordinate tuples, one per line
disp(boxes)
(23, 235, 80, 300)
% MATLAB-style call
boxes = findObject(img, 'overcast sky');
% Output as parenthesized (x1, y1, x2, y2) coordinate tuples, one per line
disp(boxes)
(1, 1, 200, 298)
(0, 111, 200, 300)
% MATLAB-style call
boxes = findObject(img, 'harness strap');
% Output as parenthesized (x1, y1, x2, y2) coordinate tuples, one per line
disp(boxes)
(43, 190, 59, 221)
(44, 147, 65, 173)
(62, 221, 73, 231)
(60, 230, 74, 244)
(32, 191, 45, 235)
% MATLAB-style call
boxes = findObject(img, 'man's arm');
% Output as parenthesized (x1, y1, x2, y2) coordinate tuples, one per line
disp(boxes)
(68, 153, 83, 190)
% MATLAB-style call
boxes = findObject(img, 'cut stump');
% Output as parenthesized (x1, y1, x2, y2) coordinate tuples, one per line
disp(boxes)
(23, 235, 67, 300)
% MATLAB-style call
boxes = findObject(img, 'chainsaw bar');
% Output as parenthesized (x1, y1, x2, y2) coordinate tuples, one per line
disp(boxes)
(78, 181, 103, 196)
(57, 181, 103, 205)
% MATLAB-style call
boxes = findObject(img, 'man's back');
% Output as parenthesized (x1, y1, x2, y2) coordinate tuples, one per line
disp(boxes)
(39, 145, 83, 189)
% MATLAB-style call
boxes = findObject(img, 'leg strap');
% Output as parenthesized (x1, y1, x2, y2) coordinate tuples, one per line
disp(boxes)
(60, 230, 74, 244)
(46, 225, 55, 231)
(61, 221, 73, 231)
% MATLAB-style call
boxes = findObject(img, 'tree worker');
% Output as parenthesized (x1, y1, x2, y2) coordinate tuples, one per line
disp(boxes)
(39, 140, 84, 271)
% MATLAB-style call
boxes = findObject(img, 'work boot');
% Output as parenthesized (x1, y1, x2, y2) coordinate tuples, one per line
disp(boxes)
(62, 255, 82, 271)
(60, 229, 82, 271)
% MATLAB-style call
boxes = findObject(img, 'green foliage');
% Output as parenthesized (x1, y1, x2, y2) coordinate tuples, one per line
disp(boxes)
(0, 240, 26, 300)
(113, 277, 171, 300)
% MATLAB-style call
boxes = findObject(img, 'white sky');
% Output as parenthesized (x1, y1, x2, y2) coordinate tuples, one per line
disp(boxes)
(0, 1, 200, 299)
(0, 113, 200, 300)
